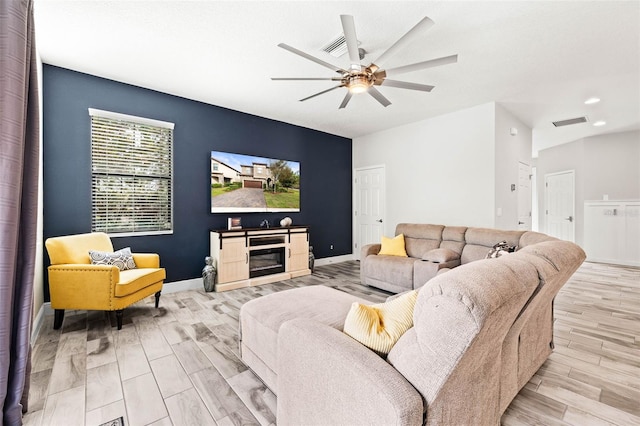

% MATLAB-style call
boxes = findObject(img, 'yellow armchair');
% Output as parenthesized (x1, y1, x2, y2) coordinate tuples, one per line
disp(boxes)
(45, 232, 165, 330)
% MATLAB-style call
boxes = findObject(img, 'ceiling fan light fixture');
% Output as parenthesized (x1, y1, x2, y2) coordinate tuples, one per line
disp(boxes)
(347, 75, 371, 94)
(273, 15, 457, 108)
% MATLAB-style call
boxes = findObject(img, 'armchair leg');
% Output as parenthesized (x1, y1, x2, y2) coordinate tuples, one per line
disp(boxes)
(155, 291, 161, 308)
(53, 309, 65, 330)
(115, 310, 124, 330)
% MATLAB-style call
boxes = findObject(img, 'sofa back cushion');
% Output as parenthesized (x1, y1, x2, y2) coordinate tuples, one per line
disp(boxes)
(518, 231, 558, 249)
(440, 226, 467, 254)
(396, 223, 444, 258)
(461, 228, 524, 264)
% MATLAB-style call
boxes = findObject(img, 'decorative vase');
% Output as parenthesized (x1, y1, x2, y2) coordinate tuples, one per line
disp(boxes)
(308, 246, 315, 273)
(280, 216, 292, 227)
(202, 256, 216, 292)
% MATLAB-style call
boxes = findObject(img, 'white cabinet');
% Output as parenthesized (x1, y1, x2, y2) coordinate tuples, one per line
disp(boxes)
(216, 235, 249, 283)
(288, 232, 310, 274)
(584, 201, 640, 267)
(211, 226, 311, 291)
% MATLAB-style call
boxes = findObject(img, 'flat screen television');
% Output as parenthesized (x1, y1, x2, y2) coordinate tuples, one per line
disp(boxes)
(211, 150, 300, 213)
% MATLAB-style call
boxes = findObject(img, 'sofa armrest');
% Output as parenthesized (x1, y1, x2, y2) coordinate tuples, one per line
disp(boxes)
(132, 253, 160, 268)
(360, 243, 381, 285)
(277, 318, 423, 426)
(47, 264, 119, 310)
(361, 243, 381, 258)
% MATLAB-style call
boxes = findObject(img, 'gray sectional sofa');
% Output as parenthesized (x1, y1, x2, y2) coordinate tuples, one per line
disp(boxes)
(361, 223, 541, 293)
(239, 224, 585, 425)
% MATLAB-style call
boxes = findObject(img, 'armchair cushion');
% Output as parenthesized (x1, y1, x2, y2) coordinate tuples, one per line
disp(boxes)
(90, 247, 136, 270)
(116, 268, 166, 297)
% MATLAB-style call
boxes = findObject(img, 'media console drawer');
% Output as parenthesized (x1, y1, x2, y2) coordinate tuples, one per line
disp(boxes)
(210, 226, 310, 292)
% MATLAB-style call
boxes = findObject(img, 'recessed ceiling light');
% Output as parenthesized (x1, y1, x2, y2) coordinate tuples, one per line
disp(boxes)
(585, 97, 600, 105)
(593, 120, 606, 126)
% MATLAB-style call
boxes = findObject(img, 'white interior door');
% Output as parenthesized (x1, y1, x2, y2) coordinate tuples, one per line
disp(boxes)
(355, 166, 385, 260)
(545, 170, 575, 241)
(517, 161, 532, 230)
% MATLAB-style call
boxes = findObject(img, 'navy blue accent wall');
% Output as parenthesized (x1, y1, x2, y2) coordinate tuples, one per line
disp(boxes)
(43, 65, 352, 300)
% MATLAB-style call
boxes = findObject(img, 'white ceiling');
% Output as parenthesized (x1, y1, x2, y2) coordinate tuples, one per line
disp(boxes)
(34, 1, 640, 155)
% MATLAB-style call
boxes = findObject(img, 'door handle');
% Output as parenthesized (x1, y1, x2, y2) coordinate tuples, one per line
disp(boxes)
(376, 219, 383, 223)
(564, 216, 574, 222)
(518, 221, 525, 225)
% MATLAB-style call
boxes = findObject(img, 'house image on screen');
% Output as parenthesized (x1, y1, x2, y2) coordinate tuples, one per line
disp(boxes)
(241, 162, 272, 189)
(210, 157, 241, 185)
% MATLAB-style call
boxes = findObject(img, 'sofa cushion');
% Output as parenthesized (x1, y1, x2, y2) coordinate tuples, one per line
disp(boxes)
(239, 285, 370, 392)
(363, 255, 416, 291)
(344, 290, 418, 356)
(422, 248, 460, 263)
(379, 234, 408, 257)
(440, 226, 467, 254)
(461, 228, 524, 264)
(396, 224, 444, 258)
(518, 231, 558, 248)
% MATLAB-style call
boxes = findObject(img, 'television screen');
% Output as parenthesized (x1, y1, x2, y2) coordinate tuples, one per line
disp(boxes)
(211, 151, 300, 213)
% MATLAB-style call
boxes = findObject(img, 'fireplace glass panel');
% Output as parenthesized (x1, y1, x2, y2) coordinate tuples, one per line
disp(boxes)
(250, 247, 285, 278)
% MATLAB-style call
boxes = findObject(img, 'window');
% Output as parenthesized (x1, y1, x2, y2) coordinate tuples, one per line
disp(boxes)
(212, 163, 219, 171)
(89, 108, 174, 236)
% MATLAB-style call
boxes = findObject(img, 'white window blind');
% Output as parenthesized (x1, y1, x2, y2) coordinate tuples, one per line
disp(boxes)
(89, 108, 174, 236)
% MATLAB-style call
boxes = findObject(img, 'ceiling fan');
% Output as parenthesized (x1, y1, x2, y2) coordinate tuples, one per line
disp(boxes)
(272, 15, 458, 109)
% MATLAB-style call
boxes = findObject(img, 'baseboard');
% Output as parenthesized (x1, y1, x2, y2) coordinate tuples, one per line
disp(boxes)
(31, 303, 47, 343)
(315, 253, 354, 266)
(162, 278, 203, 293)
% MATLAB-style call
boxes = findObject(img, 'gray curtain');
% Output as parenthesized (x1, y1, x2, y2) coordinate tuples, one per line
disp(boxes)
(0, 0, 39, 424)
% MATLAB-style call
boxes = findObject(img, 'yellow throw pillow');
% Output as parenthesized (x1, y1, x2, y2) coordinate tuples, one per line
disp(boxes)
(378, 234, 408, 257)
(343, 290, 418, 356)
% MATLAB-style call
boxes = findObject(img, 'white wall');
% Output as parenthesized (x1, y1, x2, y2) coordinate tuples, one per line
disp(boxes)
(353, 102, 496, 236)
(582, 131, 640, 201)
(536, 130, 640, 246)
(494, 103, 533, 229)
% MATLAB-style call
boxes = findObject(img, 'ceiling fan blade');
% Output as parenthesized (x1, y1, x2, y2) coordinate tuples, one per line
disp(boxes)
(300, 85, 344, 102)
(380, 79, 434, 92)
(339, 92, 353, 109)
(384, 54, 458, 77)
(272, 77, 343, 81)
(367, 86, 391, 107)
(278, 43, 348, 74)
(372, 17, 435, 68)
(340, 15, 360, 66)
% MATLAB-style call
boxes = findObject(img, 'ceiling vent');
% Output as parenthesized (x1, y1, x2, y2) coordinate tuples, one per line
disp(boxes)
(321, 34, 361, 58)
(552, 116, 589, 127)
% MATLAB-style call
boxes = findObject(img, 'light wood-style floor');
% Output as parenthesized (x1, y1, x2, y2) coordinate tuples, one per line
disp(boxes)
(22, 260, 640, 426)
